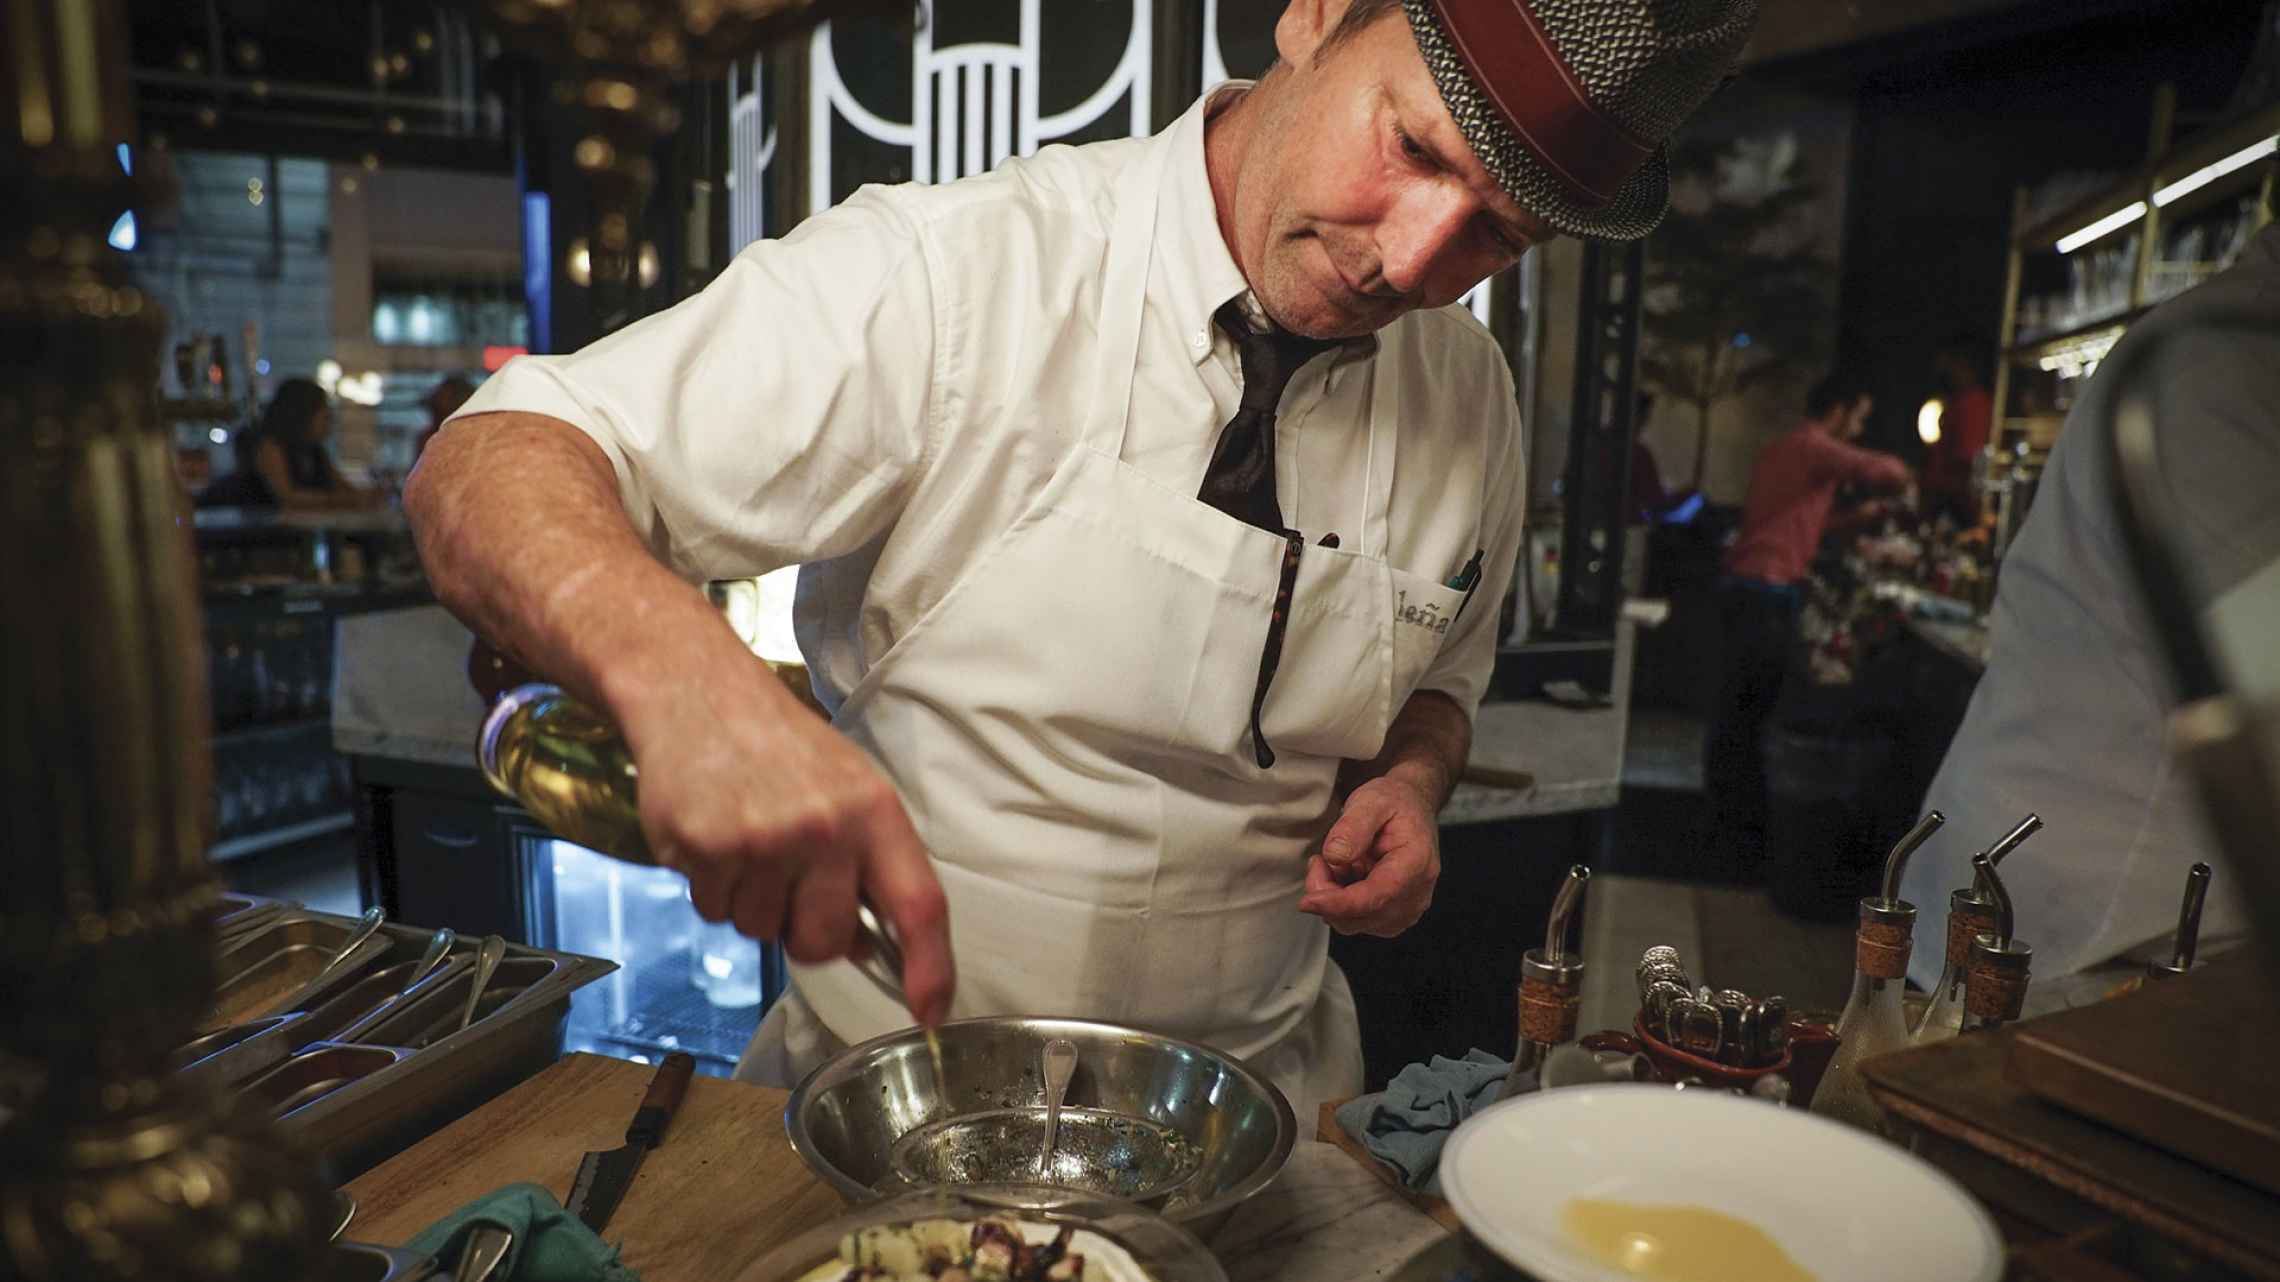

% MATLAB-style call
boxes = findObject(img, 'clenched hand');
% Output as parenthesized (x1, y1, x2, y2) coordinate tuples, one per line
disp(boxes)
(1296, 773, 1442, 936)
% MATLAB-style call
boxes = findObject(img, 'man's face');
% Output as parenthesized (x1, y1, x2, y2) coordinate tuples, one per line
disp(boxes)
(1226, 1, 1555, 339)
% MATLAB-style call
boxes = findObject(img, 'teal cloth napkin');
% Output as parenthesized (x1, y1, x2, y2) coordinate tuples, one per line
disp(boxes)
(1333, 1048, 1512, 1196)
(406, 1182, 640, 1282)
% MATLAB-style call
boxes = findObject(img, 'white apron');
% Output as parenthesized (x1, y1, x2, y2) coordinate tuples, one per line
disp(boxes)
(740, 133, 1472, 1124)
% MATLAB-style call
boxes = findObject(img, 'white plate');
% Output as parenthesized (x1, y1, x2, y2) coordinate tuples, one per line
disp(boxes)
(1439, 1085, 2004, 1282)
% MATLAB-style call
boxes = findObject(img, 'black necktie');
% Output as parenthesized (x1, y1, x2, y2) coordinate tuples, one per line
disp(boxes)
(1198, 301, 1332, 769)
(1197, 300, 1333, 533)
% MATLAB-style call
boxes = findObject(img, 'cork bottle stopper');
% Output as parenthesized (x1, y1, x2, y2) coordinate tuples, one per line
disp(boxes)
(1520, 971, 1582, 1045)
(1965, 954, 2030, 1021)
(1855, 917, 1913, 980)
(1945, 902, 1998, 967)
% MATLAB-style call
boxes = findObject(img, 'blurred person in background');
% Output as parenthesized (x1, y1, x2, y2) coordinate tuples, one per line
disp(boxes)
(1704, 371, 1913, 859)
(1924, 337, 1993, 524)
(198, 377, 380, 512)
(416, 375, 477, 462)
(1629, 391, 1676, 525)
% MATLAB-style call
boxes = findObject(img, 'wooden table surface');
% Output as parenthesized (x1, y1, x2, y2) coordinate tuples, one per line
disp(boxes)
(342, 1053, 847, 1279)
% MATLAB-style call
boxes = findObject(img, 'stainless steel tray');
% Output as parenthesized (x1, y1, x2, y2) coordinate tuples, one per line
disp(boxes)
(172, 1011, 311, 1094)
(180, 947, 471, 1092)
(178, 906, 615, 1179)
(244, 1043, 413, 1120)
(213, 891, 294, 942)
(350, 954, 568, 1049)
(209, 913, 395, 1030)
(323, 954, 477, 1045)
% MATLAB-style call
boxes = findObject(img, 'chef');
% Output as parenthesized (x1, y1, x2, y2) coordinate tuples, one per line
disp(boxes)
(407, 0, 1757, 1118)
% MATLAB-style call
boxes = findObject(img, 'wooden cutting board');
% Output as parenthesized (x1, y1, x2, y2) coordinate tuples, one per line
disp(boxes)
(342, 1052, 846, 1280)
(1864, 1027, 2280, 1281)
(2005, 952, 2280, 1197)
(1316, 1100, 1465, 1233)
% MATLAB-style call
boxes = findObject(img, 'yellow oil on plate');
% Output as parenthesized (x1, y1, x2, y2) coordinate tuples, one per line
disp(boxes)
(1562, 1198, 1814, 1282)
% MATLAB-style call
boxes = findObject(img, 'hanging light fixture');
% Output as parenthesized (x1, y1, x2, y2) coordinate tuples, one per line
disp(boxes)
(469, 0, 915, 334)
(1918, 398, 1944, 446)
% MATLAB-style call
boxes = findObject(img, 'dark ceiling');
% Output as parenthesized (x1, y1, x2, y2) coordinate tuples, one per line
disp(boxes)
(125, 1, 512, 170)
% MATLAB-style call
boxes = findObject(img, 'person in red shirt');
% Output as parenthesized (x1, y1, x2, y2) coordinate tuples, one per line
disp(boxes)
(1705, 371, 1913, 860)
(1925, 339, 1992, 523)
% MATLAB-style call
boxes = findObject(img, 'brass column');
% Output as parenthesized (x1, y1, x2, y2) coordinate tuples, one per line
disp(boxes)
(0, 1, 327, 1277)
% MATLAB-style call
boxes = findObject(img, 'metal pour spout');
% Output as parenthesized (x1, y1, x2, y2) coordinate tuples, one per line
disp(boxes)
(1970, 852, 2015, 947)
(1969, 813, 2043, 899)
(1544, 865, 1591, 962)
(1503, 865, 1591, 1100)
(1881, 810, 1947, 906)
(2173, 862, 2213, 969)
(2151, 863, 2213, 979)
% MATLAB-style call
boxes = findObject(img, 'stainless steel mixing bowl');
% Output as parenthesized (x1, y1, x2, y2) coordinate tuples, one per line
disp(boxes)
(784, 1017, 1295, 1227)
(889, 1107, 1203, 1203)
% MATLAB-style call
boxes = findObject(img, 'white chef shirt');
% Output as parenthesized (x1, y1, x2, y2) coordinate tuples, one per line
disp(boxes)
(1900, 226, 2280, 983)
(454, 85, 1527, 726)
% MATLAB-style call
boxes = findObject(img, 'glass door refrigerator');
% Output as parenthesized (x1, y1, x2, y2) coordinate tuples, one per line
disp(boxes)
(518, 826, 783, 1075)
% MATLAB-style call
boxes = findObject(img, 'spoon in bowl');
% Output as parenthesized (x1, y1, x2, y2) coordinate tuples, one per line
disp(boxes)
(1037, 1038, 1077, 1179)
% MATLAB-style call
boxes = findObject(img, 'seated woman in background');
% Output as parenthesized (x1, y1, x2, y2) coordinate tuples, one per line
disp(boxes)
(198, 377, 379, 512)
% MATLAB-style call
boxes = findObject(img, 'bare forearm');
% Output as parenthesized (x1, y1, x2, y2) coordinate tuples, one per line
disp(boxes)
(1340, 689, 1472, 810)
(407, 410, 953, 1017)
(402, 411, 778, 740)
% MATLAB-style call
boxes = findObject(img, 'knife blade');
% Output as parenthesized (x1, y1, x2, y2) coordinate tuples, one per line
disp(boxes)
(566, 1052, 695, 1235)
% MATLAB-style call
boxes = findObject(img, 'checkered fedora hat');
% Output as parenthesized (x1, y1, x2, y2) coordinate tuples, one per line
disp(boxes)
(1403, 0, 1760, 241)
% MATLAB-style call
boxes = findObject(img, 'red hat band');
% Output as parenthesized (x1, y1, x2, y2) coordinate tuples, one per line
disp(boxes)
(1426, 0, 1655, 209)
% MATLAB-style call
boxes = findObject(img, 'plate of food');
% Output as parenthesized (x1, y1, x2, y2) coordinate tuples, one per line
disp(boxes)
(749, 1188, 1226, 1282)
(1438, 1085, 2003, 1282)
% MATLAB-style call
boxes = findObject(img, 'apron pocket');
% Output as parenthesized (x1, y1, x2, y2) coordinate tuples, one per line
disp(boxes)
(1256, 549, 1393, 763)
(1387, 564, 1465, 709)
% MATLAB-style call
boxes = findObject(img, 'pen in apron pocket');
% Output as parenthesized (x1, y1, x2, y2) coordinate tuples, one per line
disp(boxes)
(1448, 547, 1486, 626)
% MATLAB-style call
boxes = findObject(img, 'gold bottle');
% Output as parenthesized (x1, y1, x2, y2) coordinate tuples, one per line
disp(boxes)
(474, 578, 821, 867)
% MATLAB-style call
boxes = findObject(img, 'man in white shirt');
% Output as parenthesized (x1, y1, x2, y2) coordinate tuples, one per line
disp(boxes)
(407, 0, 1757, 1112)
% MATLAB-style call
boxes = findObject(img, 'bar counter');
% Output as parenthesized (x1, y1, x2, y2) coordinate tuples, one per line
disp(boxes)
(342, 1053, 1447, 1282)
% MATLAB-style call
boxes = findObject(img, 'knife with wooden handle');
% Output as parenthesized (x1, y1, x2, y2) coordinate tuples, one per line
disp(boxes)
(566, 1052, 695, 1235)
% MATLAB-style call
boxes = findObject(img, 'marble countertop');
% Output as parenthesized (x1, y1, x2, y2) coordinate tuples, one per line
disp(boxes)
(1444, 695, 1625, 824)
(331, 605, 491, 770)
(1442, 618, 1635, 825)
(1206, 1141, 1452, 1281)
(335, 605, 1628, 822)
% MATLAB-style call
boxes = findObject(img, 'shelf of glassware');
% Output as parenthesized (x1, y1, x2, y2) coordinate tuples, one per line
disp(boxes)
(1997, 101, 2280, 440)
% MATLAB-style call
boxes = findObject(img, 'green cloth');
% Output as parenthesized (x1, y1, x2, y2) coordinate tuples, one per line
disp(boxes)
(406, 1183, 640, 1282)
